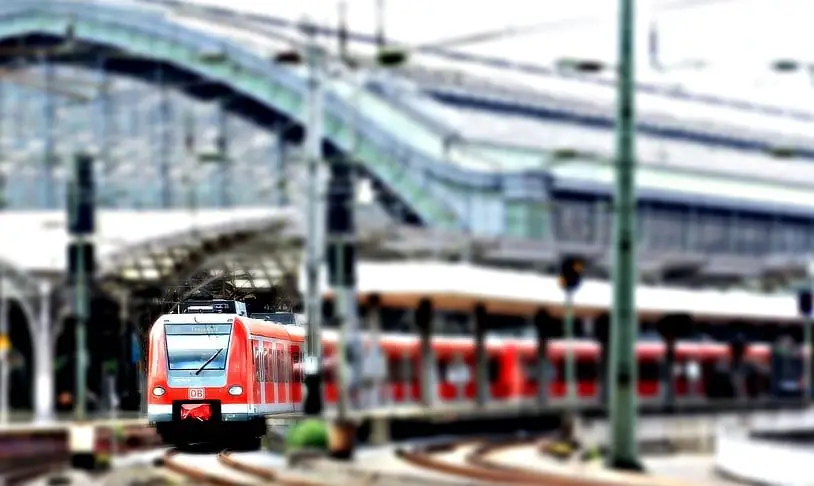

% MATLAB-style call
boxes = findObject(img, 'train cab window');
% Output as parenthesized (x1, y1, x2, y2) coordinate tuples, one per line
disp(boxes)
(638, 360, 661, 382)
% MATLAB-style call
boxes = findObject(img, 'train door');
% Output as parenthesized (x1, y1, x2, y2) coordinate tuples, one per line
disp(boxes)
(637, 358, 661, 400)
(253, 339, 265, 411)
(404, 351, 420, 403)
(290, 345, 303, 411)
(386, 351, 407, 403)
(265, 340, 280, 412)
(277, 342, 292, 412)
(577, 357, 599, 399)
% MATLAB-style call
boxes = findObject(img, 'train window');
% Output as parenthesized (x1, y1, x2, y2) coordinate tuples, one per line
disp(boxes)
(523, 358, 555, 384)
(387, 358, 402, 382)
(292, 351, 302, 382)
(488, 358, 501, 382)
(267, 346, 273, 383)
(638, 360, 661, 382)
(437, 359, 450, 382)
(522, 357, 537, 383)
(254, 342, 262, 383)
(285, 348, 291, 383)
(272, 345, 278, 384)
(284, 348, 289, 383)
(402, 353, 415, 381)
(324, 360, 336, 383)
(577, 360, 599, 381)
(257, 345, 264, 382)
(263, 343, 271, 383)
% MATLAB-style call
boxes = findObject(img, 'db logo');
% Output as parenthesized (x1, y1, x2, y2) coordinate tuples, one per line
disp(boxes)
(188, 388, 205, 400)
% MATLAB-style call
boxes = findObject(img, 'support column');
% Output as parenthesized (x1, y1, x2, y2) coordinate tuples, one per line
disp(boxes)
(96, 55, 113, 203)
(34, 280, 55, 423)
(415, 299, 435, 406)
(533, 309, 550, 407)
(216, 100, 231, 208)
(41, 55, 57, 209)
(474, 304, 489, 406)
(301, 19, 326, 419)
(158, 65, 173, 208)
(274, 126, 289, 206)
(608, 0, 642, 470)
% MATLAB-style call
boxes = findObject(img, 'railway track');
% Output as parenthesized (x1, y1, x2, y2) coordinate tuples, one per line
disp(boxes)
(4, 460, 69, 486)
(161, 448, 324, 485)
(395, 436, 623, 486)
(160, 444, 487, 486)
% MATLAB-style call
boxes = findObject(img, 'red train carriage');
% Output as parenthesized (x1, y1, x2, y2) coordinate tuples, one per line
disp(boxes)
(148, 306, 777, 448)
(318, 333, 775, 407)
(147, 312, 303, 447)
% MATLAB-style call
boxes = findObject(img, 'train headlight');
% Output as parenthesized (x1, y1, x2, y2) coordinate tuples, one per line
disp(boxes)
(228, 386, 243, 396)
(152, 386, 166, 397)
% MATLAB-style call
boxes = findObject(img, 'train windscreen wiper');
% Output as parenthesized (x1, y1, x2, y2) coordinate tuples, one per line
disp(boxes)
(194, 348, 223, 375)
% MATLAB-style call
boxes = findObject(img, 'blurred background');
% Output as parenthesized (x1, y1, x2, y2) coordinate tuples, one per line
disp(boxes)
(2, 0, 814, 484)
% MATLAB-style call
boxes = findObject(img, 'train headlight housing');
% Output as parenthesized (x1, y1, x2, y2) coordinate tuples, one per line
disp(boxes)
(228, 386, 243, 396)
(151, 386, 165, 397)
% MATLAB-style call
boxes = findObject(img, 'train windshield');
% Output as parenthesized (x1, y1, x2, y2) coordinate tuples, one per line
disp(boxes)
(164, 323, 232, 371)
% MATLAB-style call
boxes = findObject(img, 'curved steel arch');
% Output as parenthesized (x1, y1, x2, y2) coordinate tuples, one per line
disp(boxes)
(101, 208, 301, 285)
(0, 257, 39, 303)
(0, 1, 465, 229)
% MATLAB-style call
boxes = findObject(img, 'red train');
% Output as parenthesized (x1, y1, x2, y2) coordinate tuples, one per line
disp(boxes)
(147, 308, 773, 447)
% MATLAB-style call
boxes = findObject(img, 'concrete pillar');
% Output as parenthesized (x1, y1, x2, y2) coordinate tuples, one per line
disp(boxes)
(415, 298, 435, 406)
(34, 280, 54, 423)
(69, 423, 97, 470)
(474, 304, 489, 406)
(533, 309, 550, 407)
(369, 417, 390, 445)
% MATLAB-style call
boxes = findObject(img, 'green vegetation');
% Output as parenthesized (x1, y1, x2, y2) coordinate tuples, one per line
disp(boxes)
(285, 419, 329, 451)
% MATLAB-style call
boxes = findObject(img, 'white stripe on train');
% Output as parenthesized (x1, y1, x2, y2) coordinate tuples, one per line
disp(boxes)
(147, 403, 299, 415)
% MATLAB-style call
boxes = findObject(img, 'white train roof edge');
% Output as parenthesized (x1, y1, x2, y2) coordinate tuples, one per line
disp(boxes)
(301, 261, 801, 322)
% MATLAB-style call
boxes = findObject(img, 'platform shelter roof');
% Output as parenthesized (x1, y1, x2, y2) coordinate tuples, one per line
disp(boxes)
(326, 261, 801, 322)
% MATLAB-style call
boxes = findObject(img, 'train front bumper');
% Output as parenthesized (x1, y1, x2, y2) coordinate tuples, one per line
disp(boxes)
(147, 403, 254, 424)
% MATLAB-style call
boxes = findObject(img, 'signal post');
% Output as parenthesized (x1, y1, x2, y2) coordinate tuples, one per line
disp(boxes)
(557, 256, 584, 443)
(67, 153, 98, 471)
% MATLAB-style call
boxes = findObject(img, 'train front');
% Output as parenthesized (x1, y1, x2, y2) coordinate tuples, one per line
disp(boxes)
(146, 310, 258, 446)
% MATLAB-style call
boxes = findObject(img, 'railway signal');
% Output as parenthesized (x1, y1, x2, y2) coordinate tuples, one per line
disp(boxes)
(67, 152, 96, 421)
(558, 256, 584, 405)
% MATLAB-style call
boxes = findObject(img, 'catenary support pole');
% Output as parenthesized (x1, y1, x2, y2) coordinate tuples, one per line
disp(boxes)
(607, 0, 642, 471)
(302, 18, 326, 417)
